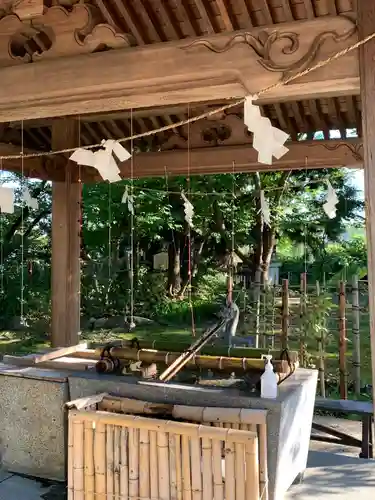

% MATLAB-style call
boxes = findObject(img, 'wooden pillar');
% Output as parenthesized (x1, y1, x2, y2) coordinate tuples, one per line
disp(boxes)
(358, 2, 375, 414)
(51, 119, 81, 347)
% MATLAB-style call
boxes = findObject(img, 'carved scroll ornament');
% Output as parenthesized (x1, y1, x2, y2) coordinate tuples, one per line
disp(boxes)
(0, 3, 134, 67)
(316, 141, 364, 162)
(161, 113, 251, 151)
(182, 17, 357, 78)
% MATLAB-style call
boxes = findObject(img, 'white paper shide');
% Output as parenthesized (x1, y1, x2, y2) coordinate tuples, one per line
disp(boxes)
(0, 186, 14, 214)
(121, 186, 134, 214)
(244, 96, 289, 165)
(181, 193, 194, 228)
(21, 187, 38, 210)
(323, 180, 339, 219)
(70, 140, 131, 183)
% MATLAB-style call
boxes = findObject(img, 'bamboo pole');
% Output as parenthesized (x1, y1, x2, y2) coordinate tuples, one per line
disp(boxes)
(175, 435, 183, 500)
(106, 424, 114, 500)
(246, 439, 260, 500)
(157, 432, 170, 500)
(211, 439, 223, 500)
(68, 415, 74, 500)
(128, 428, 139, 500)
(190, 436, 203, 500)
(102, 347, 294, 374)
(258, 424, 269, 500)
(139, 429, 150, 500)
(84, 421, 95, 500)
(99, 396, 173, 416)
(169, 434, 178, 500)
(86, 345, 298, 360)
(235, 442, 246, 500)
(73, 420, 84, 500)
(316, 281, 326, 398)
(94, 422, 106, 500)
(352, 275, 361, 397)
(271, 284, 276, 349)
(149, 431, 159, 500)
(114, 426, 120, 500)
(120, 427, 129, 500)
(70, 409, 257, 443)
(181, 435, 192, 500)
(262, 283, 267, 349)
(281, 279, 289, 350)
(201, 438, 213, 500)
(224, 442, 235, 500)
(339, 281, 348, 399)
(254, 270, 261, 348)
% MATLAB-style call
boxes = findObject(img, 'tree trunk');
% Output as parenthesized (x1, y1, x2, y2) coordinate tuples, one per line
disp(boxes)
(261, 225, 276, 284)
(167, 237, 181, 297)
(179, 238, 206, 298)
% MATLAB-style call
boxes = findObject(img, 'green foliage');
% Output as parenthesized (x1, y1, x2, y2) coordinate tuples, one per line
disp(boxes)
(0, 166, 364, 333)
(280, 236, 367, 285)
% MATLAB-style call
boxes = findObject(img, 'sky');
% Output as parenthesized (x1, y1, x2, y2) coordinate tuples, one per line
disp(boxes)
(352, 169, 364, 196)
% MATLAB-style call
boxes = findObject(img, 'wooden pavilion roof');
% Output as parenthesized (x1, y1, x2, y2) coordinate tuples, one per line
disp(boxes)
(0, 0, 362, 179)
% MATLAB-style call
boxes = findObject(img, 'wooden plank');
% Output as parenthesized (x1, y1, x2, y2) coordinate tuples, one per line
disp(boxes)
(120, 139, 363, 179)
(315, 397, 373, 415)
(0, 16, 358, 121)
(358, 0, 375, 422)
(51, 119, 81, 347)
(2, 354, 94, 371)
(33, 343, 88, 364)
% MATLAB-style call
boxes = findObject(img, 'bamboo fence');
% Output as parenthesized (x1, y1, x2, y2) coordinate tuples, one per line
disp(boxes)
(235, 276, 366, 399)
(351, 275, 361, 398)
(339, 281, 348, 399)
(68, 396, 266, 500)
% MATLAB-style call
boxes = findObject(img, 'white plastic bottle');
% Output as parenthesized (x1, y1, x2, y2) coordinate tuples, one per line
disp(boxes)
(260, 354, 278, 399)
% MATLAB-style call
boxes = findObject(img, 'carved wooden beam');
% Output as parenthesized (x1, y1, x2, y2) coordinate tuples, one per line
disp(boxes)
(0, 15, 358, 122)
(120, 139, 363, 178)
(1, 139, 361, 181)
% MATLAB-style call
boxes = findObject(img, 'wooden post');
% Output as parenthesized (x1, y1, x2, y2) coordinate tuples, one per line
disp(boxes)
(352, 275, 361, 398)
(358, 0, 375, 418)
(339, 281, 347, 400)
(281, 279, 289, 350)
(51, 119, 81, 347)
(316, 281, 326, 398)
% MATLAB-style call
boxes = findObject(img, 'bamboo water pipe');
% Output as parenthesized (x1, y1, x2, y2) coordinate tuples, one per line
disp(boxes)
(89, 340, 298, 362)
(94, 346, 294, 373)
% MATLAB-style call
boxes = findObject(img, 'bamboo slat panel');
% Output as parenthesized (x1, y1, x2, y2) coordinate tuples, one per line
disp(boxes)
(68, 409, 262, 500)
(92, 396, 268, 500)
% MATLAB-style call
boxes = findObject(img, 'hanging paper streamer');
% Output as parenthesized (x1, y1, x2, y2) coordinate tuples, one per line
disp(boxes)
(181, 192, 194, 228)
(70, 140, 131, 183)
(21, 186, 38, 210)
(260, 190, 271, 226)
(121, 186, 134, 214)
(244, 96, 289, 165)
(323, 180, 339, 219)
(0, 186, 14, 213)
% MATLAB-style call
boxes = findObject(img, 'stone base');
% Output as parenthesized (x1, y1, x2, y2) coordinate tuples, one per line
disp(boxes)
(68, 368, 318, 500)
(0, 361, 317, 499)
(0, 365, 69, 481)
